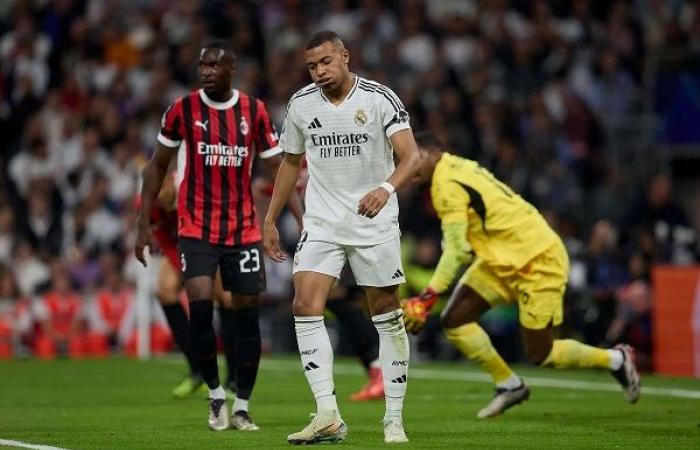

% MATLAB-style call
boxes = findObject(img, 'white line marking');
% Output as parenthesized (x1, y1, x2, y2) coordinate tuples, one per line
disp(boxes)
(262, 359, 700, 400)
(0, 439, 70, 450)
(160, 357, 700, 399)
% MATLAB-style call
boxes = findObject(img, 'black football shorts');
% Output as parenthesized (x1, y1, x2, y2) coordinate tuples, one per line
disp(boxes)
(177, 237, 266, 295)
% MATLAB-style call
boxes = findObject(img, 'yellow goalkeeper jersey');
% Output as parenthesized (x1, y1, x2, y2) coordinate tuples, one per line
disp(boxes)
(431, 153, 558, 269)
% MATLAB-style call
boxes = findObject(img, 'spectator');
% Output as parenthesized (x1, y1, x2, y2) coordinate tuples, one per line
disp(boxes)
(623, 173, 697, 264)
(0, 263, 32, 358)
(32, 260, 87, 359)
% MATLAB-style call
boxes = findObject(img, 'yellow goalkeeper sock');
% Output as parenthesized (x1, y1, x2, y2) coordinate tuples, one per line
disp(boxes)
(446, 323, 517, 386)
(542, 339, 611, 369)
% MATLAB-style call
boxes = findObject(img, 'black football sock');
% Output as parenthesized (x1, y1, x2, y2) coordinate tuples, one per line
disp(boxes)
(188, 300, 220, 389)
(218, 307, 237, 391)
(327, 299, 379, 372)
(233, 307, 261, 400)
(161, 302, 198, 376)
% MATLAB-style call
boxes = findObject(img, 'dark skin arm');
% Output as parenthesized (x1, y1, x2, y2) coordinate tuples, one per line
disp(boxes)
(135, 143, 176, 267)
(261, 154, 304, 230)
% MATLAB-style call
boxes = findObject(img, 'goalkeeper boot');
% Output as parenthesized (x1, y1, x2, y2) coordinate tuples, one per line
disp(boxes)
(208, 398, 230, 431)
(231, 410, 260, 431)
(350, 367, 384, 401)
(287, 410, 347, 445)
(610, 344, 641, 404)
(477, 381, 530, 418)
(383, 418, 409, 443)
(172, 374, 204, 399)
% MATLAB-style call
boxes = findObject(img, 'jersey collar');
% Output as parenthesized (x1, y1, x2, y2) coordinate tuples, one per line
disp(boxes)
(199, 89, 239, 109)
(319, 74, 359, 105)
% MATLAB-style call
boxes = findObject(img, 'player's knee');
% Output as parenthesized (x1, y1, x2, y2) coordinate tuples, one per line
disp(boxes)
(292, 295, 323, 316)
(524, 343, 552, 366)
(229, 294, 258, 311)
(155, 280, 179, 305)
(440, 308, 467, 330)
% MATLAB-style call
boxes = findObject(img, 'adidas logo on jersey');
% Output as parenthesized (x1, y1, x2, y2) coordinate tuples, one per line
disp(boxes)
(307, 117, 322, 129)
(391, 269, 404, 279)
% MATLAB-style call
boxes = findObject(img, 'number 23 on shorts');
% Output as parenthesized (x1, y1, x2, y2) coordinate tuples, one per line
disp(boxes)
(239, 247, 261, 273)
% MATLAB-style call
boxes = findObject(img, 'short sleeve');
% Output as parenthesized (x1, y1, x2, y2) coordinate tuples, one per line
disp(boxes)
(278, 100, 305, 155)
(157, 100, 183, 148)
(433, 180, 469, 225)
(377, 86, 410, 138)
(254, 99, 283, 159)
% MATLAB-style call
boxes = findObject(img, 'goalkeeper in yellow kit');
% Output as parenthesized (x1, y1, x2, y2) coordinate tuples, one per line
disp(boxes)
(402, 132, 641, 418)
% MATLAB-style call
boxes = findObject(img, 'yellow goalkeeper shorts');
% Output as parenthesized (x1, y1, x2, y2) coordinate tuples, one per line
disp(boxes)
(459, 239, 569, 330)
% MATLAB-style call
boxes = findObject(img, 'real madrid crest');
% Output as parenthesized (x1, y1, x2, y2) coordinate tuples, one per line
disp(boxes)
(240, 116, 249, 135)
(354, 108, 367, 126)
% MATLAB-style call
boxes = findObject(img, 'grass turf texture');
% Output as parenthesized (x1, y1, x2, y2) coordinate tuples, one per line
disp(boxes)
(1, 356, 699, 449)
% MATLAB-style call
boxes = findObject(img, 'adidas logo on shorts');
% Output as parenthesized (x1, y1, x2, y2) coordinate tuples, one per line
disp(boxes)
(391, 269, 404, 279)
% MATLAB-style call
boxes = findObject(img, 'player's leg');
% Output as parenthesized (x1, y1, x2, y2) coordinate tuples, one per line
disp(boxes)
(219, 242, 267, 431)
(287, 237, 348, 445)
(179, 238, 228, 431)
(155, 256, 202, 398)
(216, 281, 262, 431)
(517, 241, 640, 403)
(213, 273, 237, 398)
(326, 295, 383, 401)
(349, 235, 409, 444)
(442, 260, 528, 418)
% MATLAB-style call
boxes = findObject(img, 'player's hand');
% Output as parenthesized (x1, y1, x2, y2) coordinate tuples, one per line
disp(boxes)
(135, 220, 154, 267)
(263, 220, 287, 262)
(357, 187, 390, 218)
(401, 287, 438, 334)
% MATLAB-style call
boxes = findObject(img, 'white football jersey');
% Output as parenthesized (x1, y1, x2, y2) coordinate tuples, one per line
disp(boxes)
(279, 75, 411, 245)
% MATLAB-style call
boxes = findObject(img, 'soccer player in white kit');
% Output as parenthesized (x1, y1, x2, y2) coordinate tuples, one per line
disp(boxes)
(263, 31, 420, 445)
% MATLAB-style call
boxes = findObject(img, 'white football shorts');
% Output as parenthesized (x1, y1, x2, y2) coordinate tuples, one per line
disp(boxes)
(292, 231, 406, 287)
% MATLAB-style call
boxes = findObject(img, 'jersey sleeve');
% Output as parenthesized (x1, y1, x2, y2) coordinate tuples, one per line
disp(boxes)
(428, 179, 474, 293)
(254, 99, 283, 159)
(157, 100, 183, 148)
(278, 100, 305, 155)
(377, 86, 410, 138)
(433, 179, 470, 224)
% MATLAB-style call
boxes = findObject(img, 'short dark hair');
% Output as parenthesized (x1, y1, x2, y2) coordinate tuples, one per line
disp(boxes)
(305, 30, 344, 50)
(202, 39, 237, 63)
(414, 131, 444, 151)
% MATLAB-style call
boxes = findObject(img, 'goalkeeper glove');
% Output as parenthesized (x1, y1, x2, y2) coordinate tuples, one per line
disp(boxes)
(401, 287, 438, 334)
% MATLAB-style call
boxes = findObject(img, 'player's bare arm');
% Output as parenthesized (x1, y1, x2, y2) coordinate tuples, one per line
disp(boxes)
(135, 143, 175, 267)
(357, 129, 420, 218)
(261, 154, 304, 230)
(263, 152, 304, 262)
(156, 164, 177, 210)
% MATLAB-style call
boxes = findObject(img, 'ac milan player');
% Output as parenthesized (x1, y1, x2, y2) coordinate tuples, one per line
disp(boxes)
(136, 40, 300, 431)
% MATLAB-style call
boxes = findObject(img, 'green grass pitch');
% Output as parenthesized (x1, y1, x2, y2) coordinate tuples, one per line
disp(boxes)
(1, 356, 699, 449)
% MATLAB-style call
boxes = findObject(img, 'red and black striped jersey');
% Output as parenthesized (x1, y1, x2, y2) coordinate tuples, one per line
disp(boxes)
(157, 89, 281, 246)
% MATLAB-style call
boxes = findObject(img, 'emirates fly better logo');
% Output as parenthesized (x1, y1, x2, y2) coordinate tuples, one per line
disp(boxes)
(197, 142, 249, 167)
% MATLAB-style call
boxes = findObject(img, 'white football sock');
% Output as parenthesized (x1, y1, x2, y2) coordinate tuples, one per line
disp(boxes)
(372, 308, 409, 422)
(295, 316, 339, 414)
(233, 397, 249, 413)
(209, 385, 226, 400)
(496, 374, 522, 390)
(608, 349, 624, 371)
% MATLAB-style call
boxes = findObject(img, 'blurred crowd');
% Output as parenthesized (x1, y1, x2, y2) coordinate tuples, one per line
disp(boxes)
(1, 0, 699, 368)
